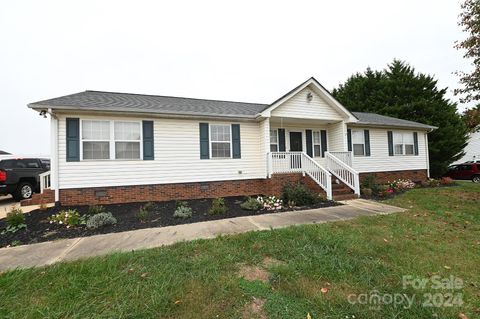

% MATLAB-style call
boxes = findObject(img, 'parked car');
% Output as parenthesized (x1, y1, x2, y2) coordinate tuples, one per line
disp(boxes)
(444, 162, 480, 183)
(0, 158, 50, 201)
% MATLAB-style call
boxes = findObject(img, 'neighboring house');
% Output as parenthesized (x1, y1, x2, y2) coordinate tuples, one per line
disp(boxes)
(454, 131, 480, 164)
(28, 77, 436, 206)
(0, 150, 10, 155)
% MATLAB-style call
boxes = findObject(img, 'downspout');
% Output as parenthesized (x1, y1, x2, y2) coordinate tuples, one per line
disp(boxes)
(47, 108, 60, 203)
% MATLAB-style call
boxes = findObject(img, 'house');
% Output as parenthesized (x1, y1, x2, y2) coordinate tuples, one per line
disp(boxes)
(28, 77, 436, 206)
(0, 150, 11, 155)
(454, 131, 480, 164)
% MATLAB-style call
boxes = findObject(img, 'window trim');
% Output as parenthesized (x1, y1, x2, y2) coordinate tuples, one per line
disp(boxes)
(80, 119, 143, 161)
(351, 129, 365, 157)
(209, 124, 233, 159)
(393, 132, 415, 156)
(270, 129, 279, 152)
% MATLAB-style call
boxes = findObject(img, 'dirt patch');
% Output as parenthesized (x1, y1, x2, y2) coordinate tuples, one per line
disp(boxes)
(238, 265, 271, 283)
(242, 297, 267, 319)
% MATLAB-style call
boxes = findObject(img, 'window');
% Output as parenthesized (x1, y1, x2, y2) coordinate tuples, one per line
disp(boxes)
(313, 131, 321, 157)
(82, 120, 110, 160)
(352, 130, 365, 156)
(210, 124, 231, 158)
(393, 132, 415, 155)
(114, 122, 141, 159)
(270, 129, 278, 152)
(81, 120, 142, 160)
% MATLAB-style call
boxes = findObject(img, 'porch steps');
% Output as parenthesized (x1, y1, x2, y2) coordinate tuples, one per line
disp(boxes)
(331, 177, 358, 201)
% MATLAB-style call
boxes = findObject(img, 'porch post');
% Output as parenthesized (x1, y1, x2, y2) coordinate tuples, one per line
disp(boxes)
(261, 118, 271, 178)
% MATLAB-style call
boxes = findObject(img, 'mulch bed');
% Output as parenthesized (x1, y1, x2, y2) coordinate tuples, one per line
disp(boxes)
(0, 196, 339, 248)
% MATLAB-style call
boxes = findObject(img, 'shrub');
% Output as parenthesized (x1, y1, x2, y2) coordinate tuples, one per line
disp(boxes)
(142, 202, 157, 212)
(137, 207, 149, 222)
(6, 208, 25, 228)
(208, 198, 227, 215)
(87, 205, 107, 215)
(282, 183, 319, 206)
(86, 212, 117, 229)
(361, 174, 380, 194)
(257, 196, 283, 210)
(240, 197, 262, 211)
(361, 187, 373, 197)
(376, 185, 394, 198)
(48, 209, 81, 228)
(173, 206, 193, 219)
(175, 200, 188, 209)
(420, 180, 430, 188)
(428, 179, 441, 187)
(389, 179, 415, 192)
(440, 177, 455, 185)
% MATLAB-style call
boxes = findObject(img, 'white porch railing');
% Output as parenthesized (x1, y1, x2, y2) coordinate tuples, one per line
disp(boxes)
(325, 152, 360, 195)
(328, 151, 352, 166)
(39, 171, 51, 194)
(268, 152, 332, 200)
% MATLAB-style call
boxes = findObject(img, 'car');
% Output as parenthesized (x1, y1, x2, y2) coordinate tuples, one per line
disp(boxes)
(444, 162, 480, 183)
(0, 158, 50, 201)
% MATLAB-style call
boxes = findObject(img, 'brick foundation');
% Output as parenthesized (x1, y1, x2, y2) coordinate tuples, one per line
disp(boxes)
(20, 189, 55, 206)
(59, 174, 326, 206)
(359, 169, 428, 184)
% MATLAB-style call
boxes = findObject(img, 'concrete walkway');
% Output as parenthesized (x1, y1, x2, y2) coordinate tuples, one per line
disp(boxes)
(0, 199, 405, 272)
(0, 195, 55, 219)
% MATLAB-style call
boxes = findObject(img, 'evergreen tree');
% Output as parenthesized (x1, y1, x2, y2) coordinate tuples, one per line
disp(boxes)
(332, 60, 469, 177)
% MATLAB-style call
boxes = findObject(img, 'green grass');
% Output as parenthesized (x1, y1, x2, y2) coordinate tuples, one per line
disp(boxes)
(1, 182, 479, 318)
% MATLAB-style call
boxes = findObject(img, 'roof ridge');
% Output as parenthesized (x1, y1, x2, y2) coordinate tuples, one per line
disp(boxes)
(85, 90, 268, 106)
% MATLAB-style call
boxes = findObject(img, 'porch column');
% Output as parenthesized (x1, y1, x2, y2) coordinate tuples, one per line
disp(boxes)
(261, 118, 270, 177)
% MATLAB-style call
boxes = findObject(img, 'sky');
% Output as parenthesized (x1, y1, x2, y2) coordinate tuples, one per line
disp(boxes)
(0, 0, 473, 155)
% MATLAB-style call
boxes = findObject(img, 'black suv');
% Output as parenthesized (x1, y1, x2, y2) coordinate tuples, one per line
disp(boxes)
(0, 158, 50, 201)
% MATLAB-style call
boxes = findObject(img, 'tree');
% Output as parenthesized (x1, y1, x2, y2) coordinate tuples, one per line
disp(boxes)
(332, 60, 469, 177)
(454, 0, 480, 103)
(462, 105, 480, 132)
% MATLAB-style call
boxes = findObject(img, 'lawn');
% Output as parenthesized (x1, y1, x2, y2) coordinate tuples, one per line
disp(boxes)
(0, 182, 479, 318)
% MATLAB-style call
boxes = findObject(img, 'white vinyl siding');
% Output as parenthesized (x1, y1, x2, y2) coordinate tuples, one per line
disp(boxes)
(349, 127, 428, 173)
(57, 114, 265, 189)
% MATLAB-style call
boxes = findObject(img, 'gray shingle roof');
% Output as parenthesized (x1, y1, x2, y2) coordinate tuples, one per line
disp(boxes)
(29, 91, 268, 119)
(352, 112, 437, 130)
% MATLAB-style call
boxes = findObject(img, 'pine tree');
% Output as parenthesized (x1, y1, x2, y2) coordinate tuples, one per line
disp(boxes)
(332, 60, 469, 177)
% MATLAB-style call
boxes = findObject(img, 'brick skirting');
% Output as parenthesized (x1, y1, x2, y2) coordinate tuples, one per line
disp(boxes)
(59, 173, 325, 206)
(359, 169, 428, 184)
(20, 189, 55, 206)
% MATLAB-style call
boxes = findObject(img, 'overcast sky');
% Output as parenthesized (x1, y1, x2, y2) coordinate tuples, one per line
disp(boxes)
(0, 0, 472, 156)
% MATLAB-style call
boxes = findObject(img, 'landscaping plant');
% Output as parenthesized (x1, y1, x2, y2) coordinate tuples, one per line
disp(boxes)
(208, 198, 227, 215)
(175, 200, 188, 209)
(137, 207, 150, 222)
(173, 206, 193, 219)
(48, 209, 81, 228)
(239, 197, 262, 211)
(388, 179, 416, 192)
(257, 196, 283, 211)
(281, 183, 319, 206)
(86, 212, 117, 229)
(87, 205, 107, 215)
(2, 208, 27, 234)
(142, 202, 157, 212)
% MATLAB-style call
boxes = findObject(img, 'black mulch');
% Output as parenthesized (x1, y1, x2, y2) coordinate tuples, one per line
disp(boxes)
(0, 196, 340, 248)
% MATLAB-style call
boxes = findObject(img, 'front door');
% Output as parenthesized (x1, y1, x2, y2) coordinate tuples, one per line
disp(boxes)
(289, 132, 302, 169)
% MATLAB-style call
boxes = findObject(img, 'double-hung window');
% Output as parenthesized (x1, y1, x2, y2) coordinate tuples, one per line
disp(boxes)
(82, 120, 111, 160)
(313, 131, 322, 157)
(81, 120, 142, 160)
(393, 132, 414, 155)
(210, 124, 231, 158)
(270, 129, 278, 152)
(352, 130, 365, 156)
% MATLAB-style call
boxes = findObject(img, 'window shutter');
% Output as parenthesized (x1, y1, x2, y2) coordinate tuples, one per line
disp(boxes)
(347, 129, 352, 152)
(278, 129, 286, 152)
(142, 121, 154, 160)
(232, 124, 241, 159)
(413, 132, 419, 155)
(364, 130, 371, 156)
(321, 130, 328, 158)
(199, 123, 209, 159)
(66, 118, 80, 162)
(305, 129, 313, 157)
(387, 131, 394, 156)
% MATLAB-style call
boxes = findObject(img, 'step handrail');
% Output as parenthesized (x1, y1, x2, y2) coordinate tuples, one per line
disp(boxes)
(325, 152, 360, 195)
(301, 152, 333, 200)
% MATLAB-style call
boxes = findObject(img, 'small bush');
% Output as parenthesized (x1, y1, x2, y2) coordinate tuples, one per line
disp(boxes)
(376, 185, 394, 198)
(257, 196, 283, 210)
(48, 209, 81, 228)
(142, 202, 157, 212)
(173, 206, 193, 219)
(389, 179, 415, 192)
(362, 174, 380, 194)
(208, 198, 227, 215)
(282, 184, 319, 206)
(175, 200, 188, 209)
(428, 179, 441, 187)
(240, 197, 262, 211)
(87, 205, 107, 215)
(361, 187, 373, 197)
(6, 208, 25, 228)
(440, 177, 455, 185)
(86, 212, 117, 229)
(137, 208, 149, 222)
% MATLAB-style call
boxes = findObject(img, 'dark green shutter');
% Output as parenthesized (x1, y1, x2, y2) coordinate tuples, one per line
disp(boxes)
(142, 121, 154, 160)
(232, 124, 241, 159)
(364, 130, 371, 156)
(278, 129, 286, 152)
(387, 131, 394, 156)
(66, 118, 80, 162)
(347, 129, 352, 152)
(321, 130, 327, 158)
(199, 123, 209, 159)
(413, 132, 419, 155)
(305, 129, 313, 157)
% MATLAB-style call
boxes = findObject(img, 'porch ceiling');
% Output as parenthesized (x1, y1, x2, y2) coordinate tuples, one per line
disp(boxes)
(269, 116, 342, 126)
